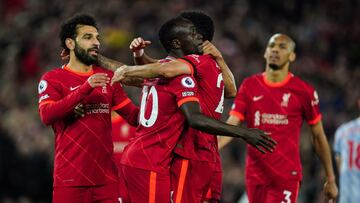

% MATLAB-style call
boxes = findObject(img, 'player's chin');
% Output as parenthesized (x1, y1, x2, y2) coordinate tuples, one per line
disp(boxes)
(268, 63, 282, 70)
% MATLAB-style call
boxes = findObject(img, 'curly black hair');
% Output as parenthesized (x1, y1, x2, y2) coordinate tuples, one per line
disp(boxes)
(180, 10, 214, 41)
(59, 14, 98, 51)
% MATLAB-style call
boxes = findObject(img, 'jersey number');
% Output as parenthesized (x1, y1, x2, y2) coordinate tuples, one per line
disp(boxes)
(281, 190, 292, 203)
(215, 73, 224, 113)
(139, 86, 158, 127)
(348, 141, 360, 170)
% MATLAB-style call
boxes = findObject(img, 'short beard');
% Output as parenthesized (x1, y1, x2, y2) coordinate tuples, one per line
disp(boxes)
(269, 63, 282, 71)
(74, 43, 98, 66)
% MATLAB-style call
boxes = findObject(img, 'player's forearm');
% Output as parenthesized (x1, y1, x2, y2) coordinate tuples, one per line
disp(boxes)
(115, 102, 139, 126)
(39, 82, 93, 125)
(124, 64, 162, 79)
(134, 53, 158, 65)
(98, 54, 125, 72)
(313, 135, 336, 181)
(187, 113, 249, 139)
(215, 57, 236, 98)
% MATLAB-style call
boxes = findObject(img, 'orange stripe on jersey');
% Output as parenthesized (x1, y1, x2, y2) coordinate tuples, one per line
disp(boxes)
(149, 171, 157, 203)
(294, 181, 300, 202)
(112, 98, 131, 111)
(177, 58, 195, 76)
(177, 97, 199, 107)
(229, 110, 245, 121)
(175, 159, 189, 203)
(39, 100, 55, 107)
(64, 64, 94, 76)
(307, 114, 322, 125)
(263, 72, 293, 87)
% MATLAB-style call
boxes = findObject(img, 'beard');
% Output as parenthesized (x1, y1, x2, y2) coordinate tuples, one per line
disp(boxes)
(74, 43, 98, 66)
(268, 63, 282, 70)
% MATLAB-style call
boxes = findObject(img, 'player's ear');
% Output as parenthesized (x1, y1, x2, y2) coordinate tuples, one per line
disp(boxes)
(65, 38, 75, 50)
(289, 52, 296, 62)
(171, 39, 181, 49)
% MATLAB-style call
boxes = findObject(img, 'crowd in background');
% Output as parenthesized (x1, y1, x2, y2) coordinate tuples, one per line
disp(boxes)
(0, 0, 359, 202)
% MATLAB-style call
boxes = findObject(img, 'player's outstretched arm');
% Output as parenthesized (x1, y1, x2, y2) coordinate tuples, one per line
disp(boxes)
(180, 101, 276, 154)
(310, 121, 338, 201)
(201, 41, 237, 98)
(97, 54, 125, 72)
(111, 61, 191, 85)
(130, 37, 157, 65)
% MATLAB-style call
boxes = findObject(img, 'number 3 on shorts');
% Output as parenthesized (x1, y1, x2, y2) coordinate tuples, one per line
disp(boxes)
(281, 190, 292, 203)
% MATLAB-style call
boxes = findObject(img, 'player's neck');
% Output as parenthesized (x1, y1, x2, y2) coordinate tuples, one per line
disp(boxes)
(265, 66, 289, 83)
(168, 50, 184, 59)
(68, 54, 93, 73)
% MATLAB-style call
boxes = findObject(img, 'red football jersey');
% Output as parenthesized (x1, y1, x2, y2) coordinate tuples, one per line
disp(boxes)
(230, 73, 322, 183)
(120, 71, 199, 174)
(38, 64, 136, 187)
(174, 54, 224, 162)
(111, 112, 136, 169)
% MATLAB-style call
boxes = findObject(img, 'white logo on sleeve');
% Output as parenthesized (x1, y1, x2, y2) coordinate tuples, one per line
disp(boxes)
(181, 77, 195, 88)
(311, 91, 319, 106)
(38, 80, 48, 94)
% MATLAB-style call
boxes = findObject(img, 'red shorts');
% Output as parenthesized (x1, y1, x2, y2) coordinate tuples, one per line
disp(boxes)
(246, 180, 300, 203)
(203, 162, 222, 203)
(53, 182, 120, 203)
(170, 156, 216, 203)
(121, 164, 170, 203)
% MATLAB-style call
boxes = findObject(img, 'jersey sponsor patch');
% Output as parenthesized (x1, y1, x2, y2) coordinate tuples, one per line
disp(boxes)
(38, 80, 48, 94)
(181, 77, 195, 88)
(182, 91, 195, 97)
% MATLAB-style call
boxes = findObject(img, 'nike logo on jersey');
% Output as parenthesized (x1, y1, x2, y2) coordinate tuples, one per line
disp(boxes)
(70, 85, 80, 91)
(253, 95, 263, 101)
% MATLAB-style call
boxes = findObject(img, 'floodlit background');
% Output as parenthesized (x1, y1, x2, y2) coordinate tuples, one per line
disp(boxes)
(0, 0, 359, 202)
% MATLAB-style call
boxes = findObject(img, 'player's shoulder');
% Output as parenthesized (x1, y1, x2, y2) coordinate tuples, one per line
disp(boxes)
(337, 118, 360, 134)
(169, 74, 197, 89)
(289, 73, 314, 89)
(40, 66, 65, 79)
(183, 54, 212, 64)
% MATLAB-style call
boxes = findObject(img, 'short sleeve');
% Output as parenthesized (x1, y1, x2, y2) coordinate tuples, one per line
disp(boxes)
(38, 73, 62, 107)
(229, 79, 249, 121)
(167, 74, 199, 107)
(303, 86, 322, 125)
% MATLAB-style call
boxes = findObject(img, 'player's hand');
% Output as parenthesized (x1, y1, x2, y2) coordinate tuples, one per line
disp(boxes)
(74, 103, 85, 118)
(201, 41, 223, 60)
(242, 129, 276, 153)
(87, 73, 110, 88)
(323, 180, 338, 203)
(111, 65, 128, 85)
(60, 49, 70, 60)
(130, 37, 151, 56)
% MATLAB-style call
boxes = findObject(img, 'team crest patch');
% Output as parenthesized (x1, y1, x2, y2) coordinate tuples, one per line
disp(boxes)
(181, 77, 195, 88)
(38, 80, 48, 94)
